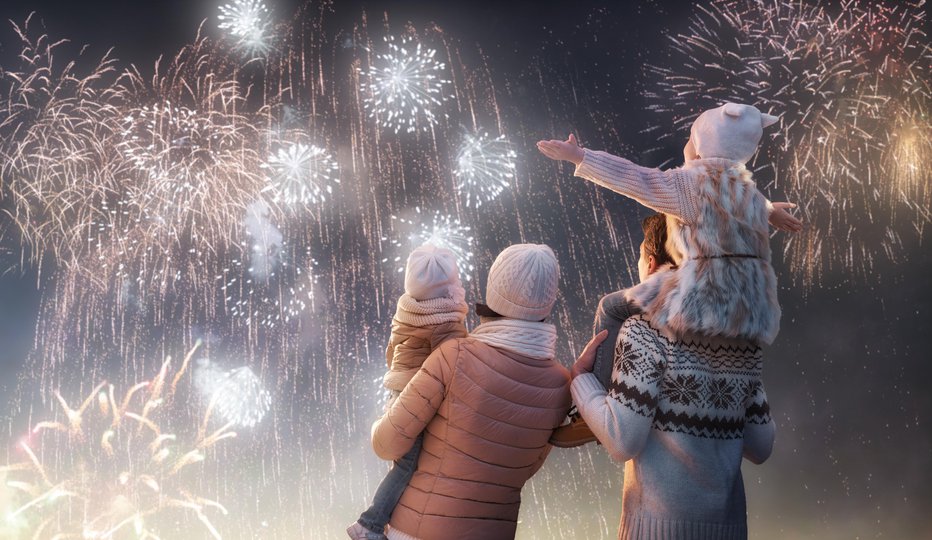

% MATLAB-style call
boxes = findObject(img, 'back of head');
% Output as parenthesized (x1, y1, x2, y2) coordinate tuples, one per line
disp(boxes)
(485, 243, 559, 321)
(404, 243, 462, 300)
(688, 103, 779, 164)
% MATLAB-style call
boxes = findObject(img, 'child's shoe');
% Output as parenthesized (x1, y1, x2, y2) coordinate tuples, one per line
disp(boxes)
(346, 522, 388, 540)
(549, 406, 598, 448)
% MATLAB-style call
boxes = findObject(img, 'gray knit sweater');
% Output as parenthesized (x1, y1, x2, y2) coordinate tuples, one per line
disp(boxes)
(572, 314, 775, 540)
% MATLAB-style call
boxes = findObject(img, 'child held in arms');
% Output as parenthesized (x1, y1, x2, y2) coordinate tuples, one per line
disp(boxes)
(347, 244, 468, 540)
(539, 104, 801, 445)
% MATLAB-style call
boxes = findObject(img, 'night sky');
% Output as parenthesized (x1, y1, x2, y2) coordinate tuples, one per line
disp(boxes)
(0, 1, 929, 539)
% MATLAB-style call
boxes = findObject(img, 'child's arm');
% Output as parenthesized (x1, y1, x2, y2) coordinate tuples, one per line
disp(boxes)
(768, 201, 803, 232)
(372, 340, 457, 461)
(742, 381, 775, 464)
(591, 291, 639, 389)
(572, 322, 663, 463)
(538, 134, 698, 223)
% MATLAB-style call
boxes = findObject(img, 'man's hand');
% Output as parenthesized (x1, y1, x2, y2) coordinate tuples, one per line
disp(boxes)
(571, 330, 609, 380)
(537, 134, 585, 166)
(769, 202, 803, 233)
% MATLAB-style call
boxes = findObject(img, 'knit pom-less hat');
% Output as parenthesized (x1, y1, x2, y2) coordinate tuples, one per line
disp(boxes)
(686, 103, 779, 164)
(485, 244, 560, 321)
(404, 244, 462, 301)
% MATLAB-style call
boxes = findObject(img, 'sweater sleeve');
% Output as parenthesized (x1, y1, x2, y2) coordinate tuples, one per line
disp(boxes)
(742, 381, 775, 464)
(571, 321, 664, 463)
(574, 148, 699, 223)
(372, 340, 457, 461)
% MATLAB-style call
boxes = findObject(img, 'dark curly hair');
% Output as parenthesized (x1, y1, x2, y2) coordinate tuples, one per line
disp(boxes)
(641, 213, 675, 267)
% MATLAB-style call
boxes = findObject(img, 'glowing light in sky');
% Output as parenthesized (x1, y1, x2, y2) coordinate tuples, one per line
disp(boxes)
(454, 132, 517, 207)
(360, 35, 451, 133)
(261, 143, 340, 207)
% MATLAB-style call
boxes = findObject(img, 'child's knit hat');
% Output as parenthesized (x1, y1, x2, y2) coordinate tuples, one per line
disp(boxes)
(485, 244, 559, 321)
(404, 243, 462, 301)
(684, 103, 779, 164)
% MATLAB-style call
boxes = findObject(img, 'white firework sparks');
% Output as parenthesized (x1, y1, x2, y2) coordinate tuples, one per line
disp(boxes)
(220, 250, 318, 328)
(194, 359, 272, 428)
(383, 209, 475, 280)
(217, 0, 273, 57)
(261, 143, 340, 207)
(360, 35, 451, 133)
(454, 133, 517, 207)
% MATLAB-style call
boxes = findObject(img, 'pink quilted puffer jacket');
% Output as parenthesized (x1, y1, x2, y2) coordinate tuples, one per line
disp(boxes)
(372, 336, 571, 540)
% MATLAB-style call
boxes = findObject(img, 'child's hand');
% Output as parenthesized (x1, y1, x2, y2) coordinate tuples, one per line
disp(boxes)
(571, 330, 609, 379)
(769, 202, 803, 233)
(537, 134, 585, 166)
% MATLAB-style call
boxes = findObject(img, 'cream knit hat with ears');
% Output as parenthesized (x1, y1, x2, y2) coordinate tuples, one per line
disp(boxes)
(687, 102, 779, 164)
(485, 244, 560, 321)
(404, 243, 462, 301)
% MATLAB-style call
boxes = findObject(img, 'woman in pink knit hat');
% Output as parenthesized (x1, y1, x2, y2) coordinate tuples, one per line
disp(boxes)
(370, 243, 572, 540)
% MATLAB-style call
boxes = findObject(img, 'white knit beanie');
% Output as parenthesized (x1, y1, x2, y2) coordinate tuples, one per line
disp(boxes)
(687, 103, 779, 164)
(404, 243, 462, 301)
(485, 244, 560, 321)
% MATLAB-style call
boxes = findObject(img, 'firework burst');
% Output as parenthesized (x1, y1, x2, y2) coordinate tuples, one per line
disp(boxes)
(0, 343, 233, 539)
(217, 0, 274, 58)
(193, 360, 272, 428)
(360, 35, 452, 134)
(383, 209, 475, 280)
(454, 133, 517, 207)
(0, 18, 129, 268)
(644, 0, 931, 285)
(261, 143, 340, 208)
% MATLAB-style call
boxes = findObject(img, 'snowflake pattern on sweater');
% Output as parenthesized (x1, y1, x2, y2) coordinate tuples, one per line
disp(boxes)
(607, 314, 771, 440)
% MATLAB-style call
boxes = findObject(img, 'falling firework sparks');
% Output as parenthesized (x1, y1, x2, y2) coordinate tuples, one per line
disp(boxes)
(261, 143, 340, 208)
(383, 209, 475, 280)
(644, 0, 931, 285)
(217, 0, 274, 58)
(220, 246, 318, 329)
(360, 35, 452, 133)
(0, 343, 233, 539)
(454, 133, 517, 207)
(0, 18, 128, 267)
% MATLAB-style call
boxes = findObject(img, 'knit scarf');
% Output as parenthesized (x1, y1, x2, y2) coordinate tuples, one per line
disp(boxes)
(470, 318, 557, 360)
(393, 291, 468, 327)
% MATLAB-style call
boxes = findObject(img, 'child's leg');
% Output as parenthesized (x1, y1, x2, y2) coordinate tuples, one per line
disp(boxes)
(357, 433, 424, 534)
(591, 291, 634, 389)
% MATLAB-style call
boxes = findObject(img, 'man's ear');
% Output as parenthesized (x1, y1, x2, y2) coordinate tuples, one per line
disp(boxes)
(647, 254, 659, 274)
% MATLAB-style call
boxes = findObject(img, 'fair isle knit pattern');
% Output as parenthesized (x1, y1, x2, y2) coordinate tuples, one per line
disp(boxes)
(571, 313, 775, 540)
(607, 315, 770, 440)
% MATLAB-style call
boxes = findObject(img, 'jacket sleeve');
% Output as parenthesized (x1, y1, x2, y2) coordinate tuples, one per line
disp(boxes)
(528, 444, 553, 477)
(742, 381, 775, 464)
(574, 148, 698, 223)
(571, 321, 664, 463)
(385, 322, 399, 369)
(372, 340, 458, 461)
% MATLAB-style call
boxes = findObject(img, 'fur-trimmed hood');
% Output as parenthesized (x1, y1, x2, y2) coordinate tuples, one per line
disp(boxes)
(625, 159, 781, 345)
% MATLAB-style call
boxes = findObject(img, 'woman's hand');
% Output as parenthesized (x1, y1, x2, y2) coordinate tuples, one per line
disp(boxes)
(537, 134, 585, 165)
(571, 330, 609, 380)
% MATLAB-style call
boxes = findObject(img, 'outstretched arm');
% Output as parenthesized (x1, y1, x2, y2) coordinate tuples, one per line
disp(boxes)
(537, 134, 697, 222)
